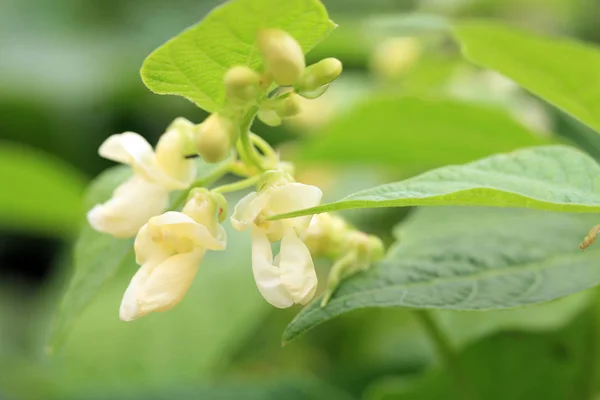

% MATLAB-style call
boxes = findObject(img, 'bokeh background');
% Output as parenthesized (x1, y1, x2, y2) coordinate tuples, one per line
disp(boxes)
(2, 0, 600, 399)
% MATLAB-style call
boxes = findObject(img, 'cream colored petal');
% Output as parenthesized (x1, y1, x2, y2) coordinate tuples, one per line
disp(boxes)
(149, 211, 226, 251)
(266, 182, 322, 232)
(87, 176, 170, 238)
(119, 258, 155, 321)
(120, 249, 205, 320)
(134, 224, 171, 265)
(155, 128, 196, 188)
(251, 229, 294, 308)
(99, 132, 155, 170)
(231, 191, 270, 232)
(278, 228, 318, 305)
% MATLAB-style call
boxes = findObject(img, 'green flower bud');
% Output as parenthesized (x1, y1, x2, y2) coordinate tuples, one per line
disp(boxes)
(257, 29, 305, 86)
(224, 66, 260, 106)
(274, 93, 302, 118)
(296, 58, 342, 93)
(258, 107, 281, 127)
(194, 114, 234, 163)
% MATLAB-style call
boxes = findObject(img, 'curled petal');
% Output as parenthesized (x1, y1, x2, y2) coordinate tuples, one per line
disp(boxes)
(134, 224, 172, 265)
(278, 228, 318, 305)
(155, 128, 196, 188)
(251, 229, 294, 308)
(87, 176, 170, 238)
(98, 133, 157, 179)
(266, 183, 322, 232)
(148, 211, 226, 251)
(231, 191, 270, 232)
(120, 249, 205, 321)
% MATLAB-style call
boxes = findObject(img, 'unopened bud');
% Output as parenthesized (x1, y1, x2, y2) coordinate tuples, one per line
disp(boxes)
(274, 93, 302, 118)
(194, 114, 234, 163)
(296, 58, 342, 94)
(257, 29, 305, 86)
(258, 107, 281, 127)
(224, 66, 260, 106)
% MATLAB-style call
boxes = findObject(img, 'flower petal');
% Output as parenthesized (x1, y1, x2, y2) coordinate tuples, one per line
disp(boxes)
(266, 182, 322, 232)
(155, 128, 196, 189)
(87, 176, 170, 238)
(149, 211, 226, 251)
(231, 191, 270, 232)
(278, 228, 318, 305)
(120, 249, 205, 321)
(251, 229, 294, 308)
(99, 132, 156, 175)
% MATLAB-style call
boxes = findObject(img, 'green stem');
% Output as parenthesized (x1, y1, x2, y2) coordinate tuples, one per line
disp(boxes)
(238, 108, 267, 171)
(250, 132, 278, 167)
(212, 174, 262, 194)
(413, 310, 474, 400)
(169, 161, 234, 211)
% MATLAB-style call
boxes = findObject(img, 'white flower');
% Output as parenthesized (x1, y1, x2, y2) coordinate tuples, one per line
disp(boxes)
(88, 119, 197, 238)
(100, 128, 195, 190)
(87, 175, 170, 238)
(231, 180, 322, 307)
(120, 192, 226, 321)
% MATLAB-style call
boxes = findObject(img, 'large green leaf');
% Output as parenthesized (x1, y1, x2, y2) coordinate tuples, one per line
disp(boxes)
(454, 22, 600, 134)
(272, 146, 600, 220)
(366, 310, 596, 400)
(141, 0, 336, 112)
(282, 207, 600, 342)
(298, 97, 547, 168)
(0, 142, 86, 236)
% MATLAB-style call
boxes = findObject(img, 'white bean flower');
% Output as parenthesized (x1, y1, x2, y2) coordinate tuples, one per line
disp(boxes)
(87, 118, 197, 237)
(120, 191, 226, 321)
(231, 177, 322, 308)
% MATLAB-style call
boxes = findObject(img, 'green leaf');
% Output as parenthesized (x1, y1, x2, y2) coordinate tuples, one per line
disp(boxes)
(272, 145, 600, 220)
(366, 310, 595, 400)
(298, 97, 548, 168)
(141, 0, 336, 112)
(47, 158, 231, 350)
(282, 207, 600, 342)
(50, 221, 270, 392)
(454, 22, 600, 134)
(47, 166, 134, 352)
(0, 142, 86, 236)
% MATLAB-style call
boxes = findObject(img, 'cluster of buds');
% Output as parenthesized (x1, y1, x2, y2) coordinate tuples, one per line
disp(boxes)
(255, 29, 342, 127)
(301, 213, 384, 305)
(87, 27, 382, 321)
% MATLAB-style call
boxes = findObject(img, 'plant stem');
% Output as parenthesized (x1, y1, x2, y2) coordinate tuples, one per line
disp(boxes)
(250, 132, 278, 167)
(413, 310, 474, 400)
(169, 161, 234, 210)
(212, 174, 262, 194)
(238, 108, 267, 171)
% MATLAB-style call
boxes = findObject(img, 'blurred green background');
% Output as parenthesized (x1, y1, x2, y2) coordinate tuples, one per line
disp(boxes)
(2, 0, 600, 399)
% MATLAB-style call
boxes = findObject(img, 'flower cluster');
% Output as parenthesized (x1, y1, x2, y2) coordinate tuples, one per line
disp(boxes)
(87, 28, 383, 321)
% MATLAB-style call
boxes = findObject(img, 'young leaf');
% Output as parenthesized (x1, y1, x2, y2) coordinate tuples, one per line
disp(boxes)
(298, 97, 548, 168)
(271, 145, 600, 219)
(454, 22, 600, 134)
(141, 0, 336, 112)
(283, 207, 600, 342)
(0, 142, 86, 236)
